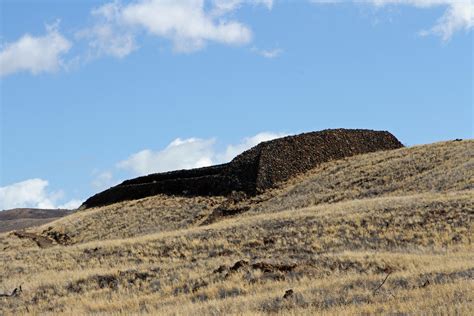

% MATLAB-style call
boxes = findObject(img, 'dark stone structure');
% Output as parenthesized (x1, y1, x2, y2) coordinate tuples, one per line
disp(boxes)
(81, 129, 403, 208)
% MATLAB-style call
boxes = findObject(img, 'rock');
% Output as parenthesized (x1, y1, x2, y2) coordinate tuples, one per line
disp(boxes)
(12, 231, 54, 248)
(81, 129, 403, 208)
(283, 289, 294, 299)
(0, 286, 22, 298)
(230, 260, 250, 272)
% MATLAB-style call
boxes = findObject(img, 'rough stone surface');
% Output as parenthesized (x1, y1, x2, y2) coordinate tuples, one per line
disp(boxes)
(81, 129, 403, 208)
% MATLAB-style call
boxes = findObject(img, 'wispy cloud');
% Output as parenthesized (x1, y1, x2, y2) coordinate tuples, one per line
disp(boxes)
(91, 170, 118, 191)
(252, 47, 283, 58)
(416, 1, 474, 40)
(0, 21, 71, 77)
(312, 0, 474, 40)
(211, 0, 274, 15)
(76, 3, 137, 59)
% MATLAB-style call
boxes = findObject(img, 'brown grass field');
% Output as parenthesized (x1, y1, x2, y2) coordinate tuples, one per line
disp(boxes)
(0, 140, 473, 315)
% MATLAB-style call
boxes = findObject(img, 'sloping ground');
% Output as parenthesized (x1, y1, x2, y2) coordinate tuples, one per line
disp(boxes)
(0, 192, 472, 315)
(251, 139, 473, 214)
(0, 140, 472, 315)
(15, 140, 471, 246)
(18, 195, 226, 245)
(0, 209, 72, 233)
(82, 129, 403, 208)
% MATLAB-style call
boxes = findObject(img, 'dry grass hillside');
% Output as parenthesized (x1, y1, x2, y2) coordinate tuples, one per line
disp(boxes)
(0, 140, 472, 315)
(0, 209, 72, 233)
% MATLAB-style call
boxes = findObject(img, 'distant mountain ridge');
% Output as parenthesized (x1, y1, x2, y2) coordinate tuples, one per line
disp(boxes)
(0, 208, 72, 233)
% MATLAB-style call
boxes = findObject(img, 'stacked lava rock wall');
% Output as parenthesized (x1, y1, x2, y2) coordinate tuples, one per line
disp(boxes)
(253, 129, 403, 192)
(81, 129, 403, 208)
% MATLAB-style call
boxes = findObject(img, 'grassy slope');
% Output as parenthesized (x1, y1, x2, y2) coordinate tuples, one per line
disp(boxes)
(0, 209, 72, 233)
(0, 140, 472, 315)
(0, 217, 66, 234)
(252, 139, 473, 214)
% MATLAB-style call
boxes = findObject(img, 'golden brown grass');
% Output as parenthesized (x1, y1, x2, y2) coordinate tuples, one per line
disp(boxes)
(251, 139, 473, 214)
(0, 140, 472, 315)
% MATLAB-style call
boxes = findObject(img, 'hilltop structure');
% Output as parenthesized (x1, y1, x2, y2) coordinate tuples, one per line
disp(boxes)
(81, 128, 403, 208)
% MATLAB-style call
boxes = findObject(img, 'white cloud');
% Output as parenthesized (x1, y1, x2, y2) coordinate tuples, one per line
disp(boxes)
(312, 0, 474, 40)
(252, 47, 283, 58)
(115, 132, 286, 176)
(421, 1, 473, 40)
(211, 0, 274, 15)
(0, 22, 72, 77)
(83, 0, 269, 55)
(218, 131, 287, 162)
(121, 0, 252, 52)
(77, 24, 137, 59)
(117, 137, 216, 175)
(76, 2, 137, 58)
(91, 170, 118, 190)
(58, 199, 83, 209)
(0, 178, 81, 210)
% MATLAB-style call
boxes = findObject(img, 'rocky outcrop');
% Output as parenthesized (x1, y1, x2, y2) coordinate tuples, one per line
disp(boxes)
(81, 129, 403, 208)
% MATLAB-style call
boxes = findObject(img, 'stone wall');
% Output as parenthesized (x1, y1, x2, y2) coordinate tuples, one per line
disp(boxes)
(81, 129, 403, 208)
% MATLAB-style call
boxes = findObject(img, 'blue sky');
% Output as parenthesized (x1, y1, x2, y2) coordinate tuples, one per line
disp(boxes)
(0, 0, 473, 209)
